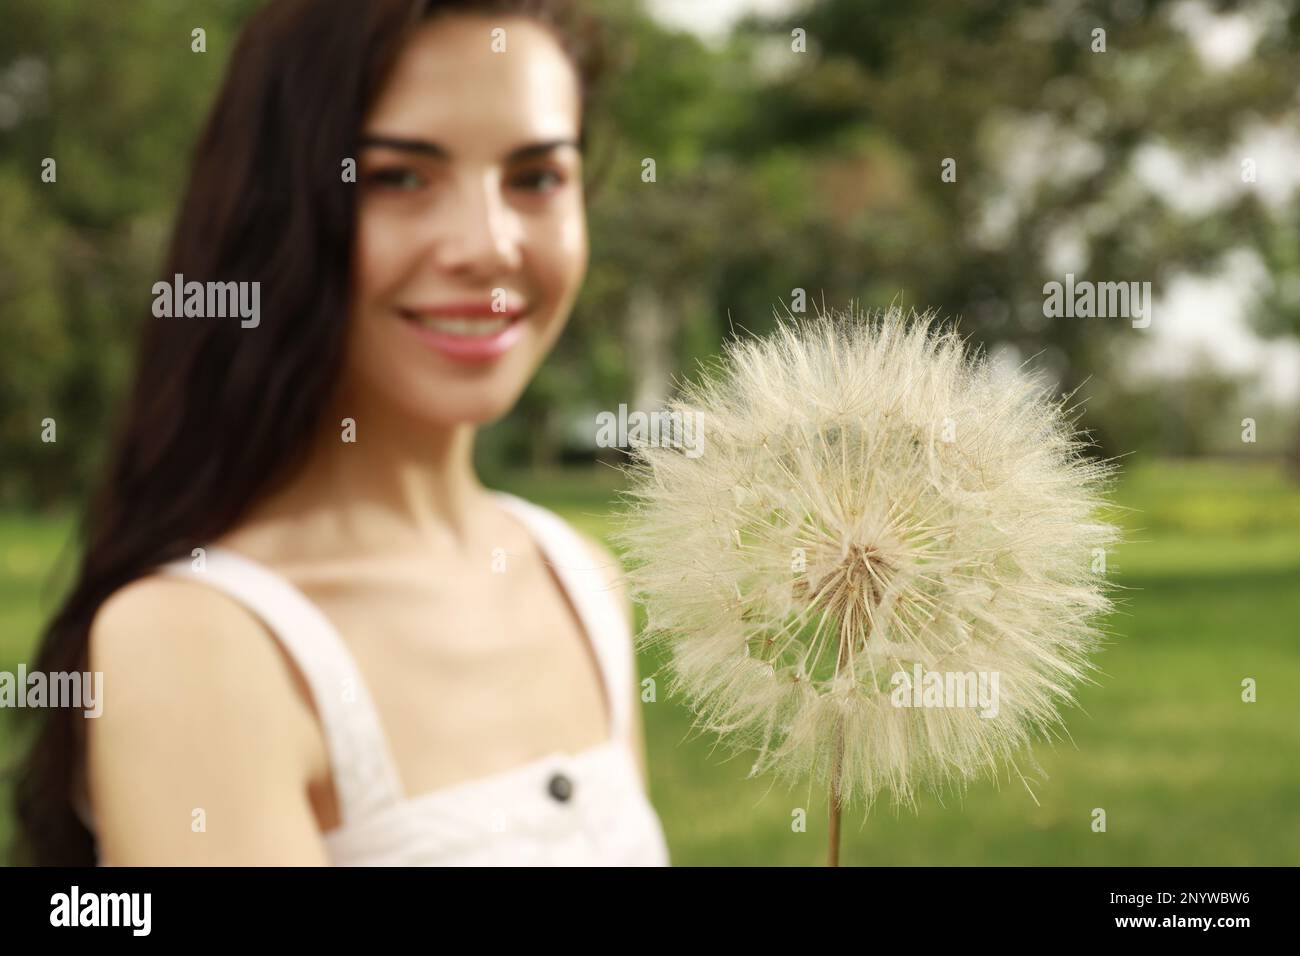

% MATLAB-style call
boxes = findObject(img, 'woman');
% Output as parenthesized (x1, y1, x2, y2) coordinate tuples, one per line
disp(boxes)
(13, 0, 670, 866)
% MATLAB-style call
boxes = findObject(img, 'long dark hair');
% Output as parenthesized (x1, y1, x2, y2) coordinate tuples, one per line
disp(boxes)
(10, 0, 608, 866)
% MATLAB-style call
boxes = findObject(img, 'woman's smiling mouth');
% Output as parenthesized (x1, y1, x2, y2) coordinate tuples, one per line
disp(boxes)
(397, 301, 528, 363)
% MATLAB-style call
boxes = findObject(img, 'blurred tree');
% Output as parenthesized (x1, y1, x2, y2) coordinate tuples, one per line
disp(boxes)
(0, 0, 260, 508)
(1244, 198, 1300, 476)
(727, 0, 1300, 458)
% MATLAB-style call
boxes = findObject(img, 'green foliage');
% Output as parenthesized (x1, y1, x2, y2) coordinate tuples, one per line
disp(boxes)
(0, 0, 259, 507)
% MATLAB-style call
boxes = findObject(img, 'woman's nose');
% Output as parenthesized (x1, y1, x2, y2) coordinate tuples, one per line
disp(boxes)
(427, 169, 523, 278)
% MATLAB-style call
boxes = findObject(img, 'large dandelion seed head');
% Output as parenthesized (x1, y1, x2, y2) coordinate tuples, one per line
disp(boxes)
(615, 306, 1120, 810)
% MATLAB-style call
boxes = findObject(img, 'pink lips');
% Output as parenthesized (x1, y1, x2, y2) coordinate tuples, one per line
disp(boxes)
(398, 300, 527, 365)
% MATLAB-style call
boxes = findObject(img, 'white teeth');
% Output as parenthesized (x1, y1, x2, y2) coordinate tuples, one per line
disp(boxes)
(415, 316, 512, 337)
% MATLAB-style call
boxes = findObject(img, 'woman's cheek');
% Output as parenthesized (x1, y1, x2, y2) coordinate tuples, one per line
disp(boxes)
(547, 208, 588, 304)
(355, 212, 409, 308)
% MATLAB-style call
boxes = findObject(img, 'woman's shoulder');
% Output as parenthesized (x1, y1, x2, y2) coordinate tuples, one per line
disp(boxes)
(90, 571, 263, 666)
(84, 572, 328, 864)
(494, 491, 628, 604)
(87, 570, 321, 739)
(493, 494, 631, 629)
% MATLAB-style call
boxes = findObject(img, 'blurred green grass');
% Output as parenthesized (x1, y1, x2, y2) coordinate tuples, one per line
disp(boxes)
(2, 459, 1298, 865)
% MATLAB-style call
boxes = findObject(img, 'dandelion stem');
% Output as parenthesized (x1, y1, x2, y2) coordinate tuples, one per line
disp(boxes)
(828, 618, 852, 867)
(828, 708, 845, 866)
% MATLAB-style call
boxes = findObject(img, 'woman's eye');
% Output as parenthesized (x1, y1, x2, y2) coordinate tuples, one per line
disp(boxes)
(366, 168, 425, 191)
(512, 168, 565, 193)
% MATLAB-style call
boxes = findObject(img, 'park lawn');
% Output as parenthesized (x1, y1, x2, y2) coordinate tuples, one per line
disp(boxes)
(2, 459, 1297, 865)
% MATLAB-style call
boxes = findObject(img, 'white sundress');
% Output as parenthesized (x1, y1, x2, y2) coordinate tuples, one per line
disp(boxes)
(81, 491, 671, 866)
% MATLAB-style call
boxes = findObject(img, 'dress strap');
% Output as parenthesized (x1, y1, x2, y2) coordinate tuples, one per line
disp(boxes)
(158, 547, 405, 825)
(491, 491, 634, 742)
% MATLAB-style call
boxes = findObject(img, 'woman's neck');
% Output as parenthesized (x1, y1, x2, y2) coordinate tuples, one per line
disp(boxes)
(225, 386, 496, 563)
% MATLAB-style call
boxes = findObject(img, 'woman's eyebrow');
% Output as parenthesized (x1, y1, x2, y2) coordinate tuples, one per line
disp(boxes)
(358, 136, 580, 162)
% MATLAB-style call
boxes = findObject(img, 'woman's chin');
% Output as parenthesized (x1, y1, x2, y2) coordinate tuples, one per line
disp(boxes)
(392, 386, 526, 430)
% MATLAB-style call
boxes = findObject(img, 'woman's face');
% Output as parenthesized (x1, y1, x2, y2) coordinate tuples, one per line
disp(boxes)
(345, 14, 588, 427)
